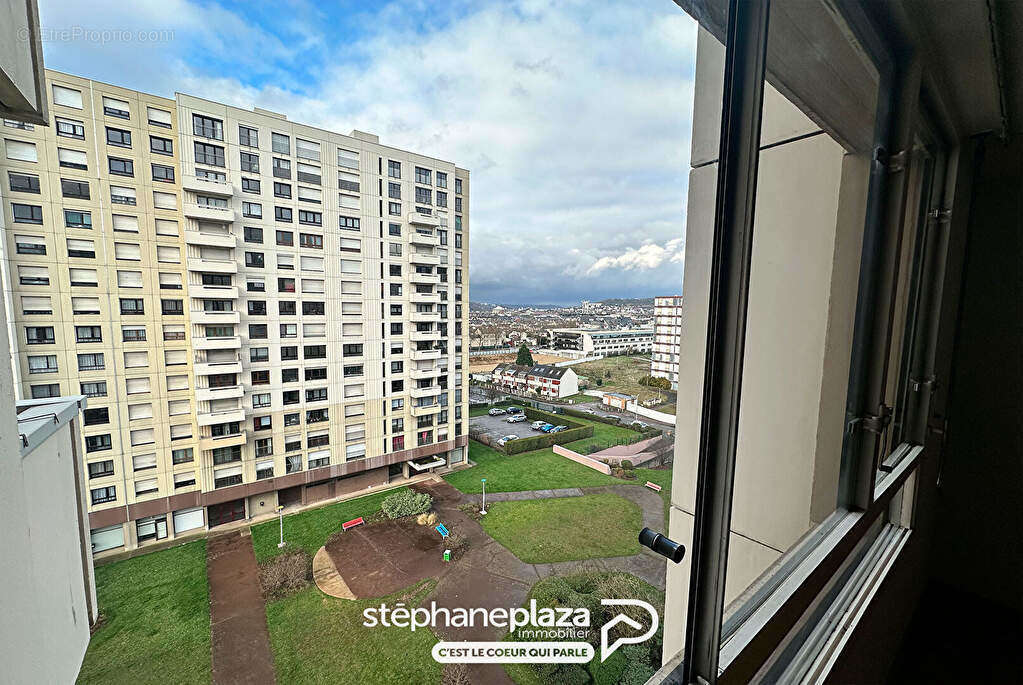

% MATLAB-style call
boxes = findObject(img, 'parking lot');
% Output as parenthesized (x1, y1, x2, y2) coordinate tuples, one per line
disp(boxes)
(469, 410, 554, 443)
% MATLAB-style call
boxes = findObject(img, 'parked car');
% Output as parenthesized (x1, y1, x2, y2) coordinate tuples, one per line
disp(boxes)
(539, 423, 555, 432)
(531, 420, 547, 430)
(550, 425, 569, 433)
(631, 421, 650, 429)
(505, 406, 522, 414)
(496, 434, 519, 446)
(506, 414, 526, 423)
(488, 408, 507, 416)
(581, 408, 597, 414)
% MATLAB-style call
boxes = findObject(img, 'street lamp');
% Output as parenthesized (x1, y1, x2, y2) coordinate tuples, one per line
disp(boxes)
(480, 478, 487, 515)
(276, 505, 286, 548)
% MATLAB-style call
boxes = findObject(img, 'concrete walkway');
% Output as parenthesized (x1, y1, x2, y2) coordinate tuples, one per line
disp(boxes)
(207, 531, 276, 685)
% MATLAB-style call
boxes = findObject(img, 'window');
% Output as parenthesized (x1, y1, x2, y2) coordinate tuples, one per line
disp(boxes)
(455, 197, 462, 212)
(388, 160, 401, 178)
(302, 301, 325, 315)
(338, 148, 359, 169)
(253, 415, 272, 431)
(389, 264, 402, 276)
(85, 434, 112, 453)
(436, 171, 447, 188)
(281, 346, 298, 360)
(275, 206, 293, 223)
(298, 211, 321, 226)
(273, 157, 291, 178)
(77, 353, 104, 371)
(122, 326, 146, 342)
(6, 139, 38, 163)
(388, 201, 401, 216)
(388, 223, 401, 237)
(244, 226, 263, 243)
(239, 125, 258, 147)
(242, 201, 261, 218)
(340, 215, 360, 230)
(272, 132, 290, 154)
(152, 163, 175, 182)
(74, 325, 102, 343)
(248, 300, 267, 315)
(252, 393, 271, 409)
(250, 348, 269, 363)
(388, 182, 401, 199)
(279, 301, 296, 316)
(307, 408, 328, 423)
(15, 233, 45, 255)
(106, 127, 131, 147)
(102, 97, 130, 119)
(415, 187, 432, 204)
(297, 162, 321, 185)
(278, 278, 296, 293)
(256, 461, 274, 480)
(194, 141, 225, 166)
(56, 118, 85, 139)
(84, 407, 110, 426)
(245, 251, 264, 268)
(161, 299, 183, 315)
(248, 324, 268, 339)
(109, 156, 133, 176)
(12, 203, 42, 224)
(240, 151, 259, 173)
(304, 345, 326, 359)
(61, 178, 90, 199)
(28, 355, 58, 374)
(9, 171, 40, 193)
(455, 178, 462, 194)
(282, 369, 299, 383)
(299, 232, 322, 248)
(81, 381, 107, 398)
(274, 181, 291, 198)
(242, 177, 260, 193)
(147, 107, 172, 128)
(150, 136, 173, 155)
(88, 460, 114, 478)
(415, 167, 431, 184)
(90, 485, 116, 504)
(193, 114, 223, 140)
(337, 173, 358, 193)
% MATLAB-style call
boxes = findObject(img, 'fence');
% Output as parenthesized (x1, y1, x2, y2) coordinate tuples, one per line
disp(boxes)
(552, 444, 612, 474)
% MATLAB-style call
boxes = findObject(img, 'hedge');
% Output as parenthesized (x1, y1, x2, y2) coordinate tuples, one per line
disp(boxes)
(501, 407, 593, 455)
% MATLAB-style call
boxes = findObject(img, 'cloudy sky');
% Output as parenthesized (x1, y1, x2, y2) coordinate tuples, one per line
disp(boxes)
(38, 0, 697, 305)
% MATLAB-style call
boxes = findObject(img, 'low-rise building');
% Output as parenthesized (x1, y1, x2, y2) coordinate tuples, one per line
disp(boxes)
(601, 392, 635, 411)
(491, 362, 579, 399)
(651, 295, 683, 389)
(548, 327, 654, 356)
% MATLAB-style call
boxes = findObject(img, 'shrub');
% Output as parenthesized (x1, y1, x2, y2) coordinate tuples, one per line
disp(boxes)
(458, 500, 483, 521)
(446, 532, 470, 560)
(442, 663, 472, 685)
(621, 459, 634, 470)
(259, 547, 310, 600)
(381, 489, 433, 519)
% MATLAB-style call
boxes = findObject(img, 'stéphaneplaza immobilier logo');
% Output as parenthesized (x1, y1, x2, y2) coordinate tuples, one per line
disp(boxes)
(362, 598, 659, 664)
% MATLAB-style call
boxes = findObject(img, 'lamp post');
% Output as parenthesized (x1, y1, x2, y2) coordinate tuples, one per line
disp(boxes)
(480, 478, 487, 515)
(276, 505, 286, 548)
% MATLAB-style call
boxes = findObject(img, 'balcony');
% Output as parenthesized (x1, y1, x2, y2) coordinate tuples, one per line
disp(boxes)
(411, 310, 441, 323)
(410, 231, 440, 246)
(196, 384, 244, 402)
(410, 366, 439, 380)
(411, 403, 443, 418)
(408, 212, 440, 226)
(199, 430, 247, 451)
(182, 175, 234, 197)
(411, 385, 442, 399)
(410, 252, 440, 265)
(190, 284, 239, 299)
(193, 358, 242, 375)
(184, 230, 237, 249)
(184, 203, 236, 223)
(187, 257, 238, 274)
(196, 407, 246, 427)
(411, 348, 442, 361)
(193, 335, 241, 351)
(410, 271, 440, 285)
(411, 291, 440, 304)
(190, 309, 240, 325)
(411, 329, 442, 342)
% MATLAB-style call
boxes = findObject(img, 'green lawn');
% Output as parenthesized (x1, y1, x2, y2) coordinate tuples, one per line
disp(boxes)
(78, 541, 210, 685)
(251, 487, 409, 562)
(636, 467, 673, 524)
(446, 440, 623, 493)
(562, 413, 643, 454)
(573, 355, 673, 406)
(561, 392, 600, 404)
(266, 581, 442, 684)
(480, 493, 642, 563)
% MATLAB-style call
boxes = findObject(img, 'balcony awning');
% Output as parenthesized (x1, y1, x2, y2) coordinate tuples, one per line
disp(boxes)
(408, 456, 446, 471)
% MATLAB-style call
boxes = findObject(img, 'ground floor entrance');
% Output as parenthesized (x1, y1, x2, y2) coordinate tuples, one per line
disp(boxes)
(208, 499, 246, 528)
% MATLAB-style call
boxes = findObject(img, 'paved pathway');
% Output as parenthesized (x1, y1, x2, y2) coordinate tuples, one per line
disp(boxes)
(207, 531, 276, 685)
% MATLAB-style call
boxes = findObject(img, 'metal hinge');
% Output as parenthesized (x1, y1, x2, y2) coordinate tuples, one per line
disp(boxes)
(910, 375, 937, 393)
(874, 147, 908, 173)
(847, 404, 892, 435)
(928, 208, 953, 224)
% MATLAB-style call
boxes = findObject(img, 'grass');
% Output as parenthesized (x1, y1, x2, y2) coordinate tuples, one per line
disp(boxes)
(445, 440, 623, 493)
(266, 580, 442, 684)
(480, 493, 642, 563)
(251, 487, 409, 562)
(78, 541, 210, 685)
(561, 413, 642, 454)
(636, 466, 673, 524)
(573, 355, 674, 405)
(561, 392, 600, 404)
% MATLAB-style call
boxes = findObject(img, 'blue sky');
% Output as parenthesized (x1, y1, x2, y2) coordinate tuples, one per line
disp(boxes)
(39, 0, 697, 305)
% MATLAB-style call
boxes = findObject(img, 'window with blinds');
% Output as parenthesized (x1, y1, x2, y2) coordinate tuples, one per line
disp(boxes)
(340, 237, 361, 253)
(337, 148, 359, 169)
(6, 139, 38, 162)
(169, 424, 191, 440)
(21, 296, 51, 315)
(340, 281, 361, 295)
(153, 191, 177, 209)
(52, 84, 83, 108)
(110, 185, 137, 206)
(344, 403, 364, 417)
(300, 257, 324, 273)
(147, 107, 172, 127)
(73, 297, 100, 314)
(124, 351, 149, 368)
(344, 423, 366, 442)
(298, 186, 322, 203)
(339, 193, 359, 209)
(165, 349, 188, 366)
(130, 428, 155, 446)
(128, 403, 153, 420)
(126, 377, 151, 394)
(156, 245, 180, 263)
(303, 323, 326, 337)
(340, 259, 361, 274)
(133, 453, 157, 471)
(69, 267, 97, 286)
(167, 375, 189, 391)
(155, 219, 179, 236)
(112, 214, 140, 232)
(345, 443, 366, 459)
(135, 478, 158, 495)
(114, 242, 142, 260)
(342, 323, 363, 336)
(67, 238, 96, 258)
(158, 272, 182, 288)
(117, 270, 143, 288)
(102, 96, 130, 117)
(56, 147, 85, 167)
(19, 265, 49, 284)
(344, 383, 365, 398)
(341, 302, 361, 315)
(295, 138, 320, 161)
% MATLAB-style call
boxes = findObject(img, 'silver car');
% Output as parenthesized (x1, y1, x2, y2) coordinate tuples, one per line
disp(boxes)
(507, 414, 527, 423)
(496, 434, 519, 446)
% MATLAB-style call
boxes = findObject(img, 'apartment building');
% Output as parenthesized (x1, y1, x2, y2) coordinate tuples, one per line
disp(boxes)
(548, 326, 654, 356)
(490, 362, 579, 399)
(650, 295, 683, 389)
(0, 70, 470, 554)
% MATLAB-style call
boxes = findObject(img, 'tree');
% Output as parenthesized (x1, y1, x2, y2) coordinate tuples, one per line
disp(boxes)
(516, 343, 535, 366)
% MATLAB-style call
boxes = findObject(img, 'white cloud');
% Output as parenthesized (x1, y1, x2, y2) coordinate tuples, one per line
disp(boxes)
(586, 238, 686, 274)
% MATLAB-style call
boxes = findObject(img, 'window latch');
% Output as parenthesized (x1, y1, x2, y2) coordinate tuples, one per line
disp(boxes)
(872, 147, 908, 173)
(910, 375, 937, 393)
(927, 208, 953, 224)
(847, 404, 892, 435)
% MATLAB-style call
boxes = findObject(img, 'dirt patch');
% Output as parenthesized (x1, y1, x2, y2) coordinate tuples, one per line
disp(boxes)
(206, 532, 276, 685)
(469, 352, 570, 373)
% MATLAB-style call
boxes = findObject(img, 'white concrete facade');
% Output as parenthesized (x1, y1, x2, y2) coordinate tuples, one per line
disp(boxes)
(651, 295, 683, 388)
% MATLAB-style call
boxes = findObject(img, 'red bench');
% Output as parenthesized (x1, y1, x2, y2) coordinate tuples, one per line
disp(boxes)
(644, 481, 662, 492)
(342, 516, 364, 531)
